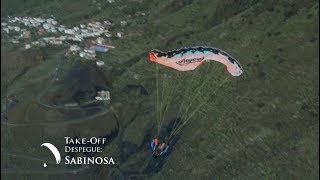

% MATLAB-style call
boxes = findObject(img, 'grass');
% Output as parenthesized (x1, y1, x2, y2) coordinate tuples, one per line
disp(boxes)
(1, 0, 319, 179)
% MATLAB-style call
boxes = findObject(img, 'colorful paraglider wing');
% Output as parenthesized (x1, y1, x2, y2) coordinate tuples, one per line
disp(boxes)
(149, 46, 243, 76)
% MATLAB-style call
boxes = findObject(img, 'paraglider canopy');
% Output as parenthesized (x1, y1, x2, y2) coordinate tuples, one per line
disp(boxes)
(149, 46, 243, 76)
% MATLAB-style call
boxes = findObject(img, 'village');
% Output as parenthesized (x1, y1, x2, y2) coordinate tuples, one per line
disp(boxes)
(1, 16, 123, 61)
(1, 16, 123, 102)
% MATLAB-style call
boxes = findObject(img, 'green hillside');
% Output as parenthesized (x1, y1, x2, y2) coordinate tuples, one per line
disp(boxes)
(1, 0, 319, 179)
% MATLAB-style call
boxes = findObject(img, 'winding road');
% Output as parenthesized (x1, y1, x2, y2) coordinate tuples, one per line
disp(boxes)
(1, 52, 109, 174)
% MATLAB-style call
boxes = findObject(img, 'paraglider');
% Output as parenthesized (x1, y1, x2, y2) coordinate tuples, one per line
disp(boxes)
(150, 137, 169, 158)
(149, 46, 244, 158)
(149, 46, 243, 76)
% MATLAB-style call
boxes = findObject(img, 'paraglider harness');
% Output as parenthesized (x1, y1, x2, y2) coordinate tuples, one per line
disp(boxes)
(150, 138, 169, 158)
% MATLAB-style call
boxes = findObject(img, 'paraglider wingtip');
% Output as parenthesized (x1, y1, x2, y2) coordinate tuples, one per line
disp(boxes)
(149, 52, 157, 62)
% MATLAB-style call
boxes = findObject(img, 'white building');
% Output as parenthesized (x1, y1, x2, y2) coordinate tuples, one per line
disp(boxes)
(64, 29, 75, 35)
(50, 28, 57, 33)
(49, 40, 63, 45)
(58, 27, 65, 32)
(31, 41, 39, 45)
(25, 44, 31, 49)
(96, 60, 104, 66)
(3, 28, 9, 33)
(105, 32, 112, 37)
(43, 23, 51, 30)
(24, 21, 30, 26)
(79, 52, 85, 57)
(84, 48, 95, 54)
(95, 90, 110, 100)
(14, 26, 20, 32)
(120, 21, 127, 27)
(70, 45, 80, 51)
(11, 39, 19, 44)
(51, 20, 58, 25)
(96, 37, 104, 44)
(46, 18, 54, 24)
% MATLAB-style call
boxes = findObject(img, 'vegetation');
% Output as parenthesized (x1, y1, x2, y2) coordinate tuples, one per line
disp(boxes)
(1, 0, 319, 179)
